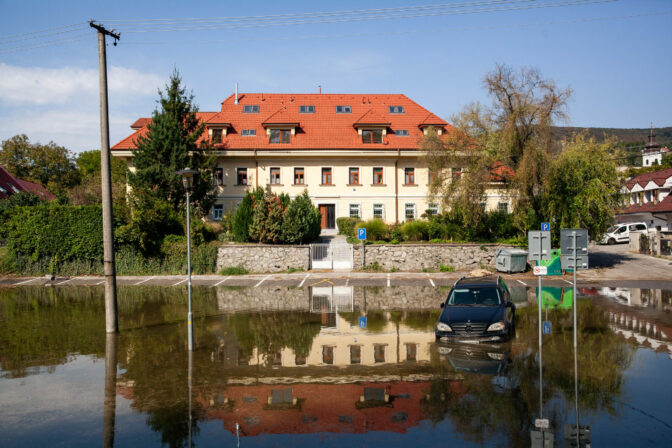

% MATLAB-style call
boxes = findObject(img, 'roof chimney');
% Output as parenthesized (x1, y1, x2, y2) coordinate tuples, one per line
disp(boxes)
(234, 83, 239, 105)
(318, 85, 322, 94)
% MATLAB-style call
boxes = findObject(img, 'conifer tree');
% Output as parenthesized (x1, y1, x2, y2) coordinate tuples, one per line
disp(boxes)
(128, 70, 215, 215)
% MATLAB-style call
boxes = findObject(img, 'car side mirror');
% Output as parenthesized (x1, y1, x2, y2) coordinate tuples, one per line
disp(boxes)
(440, 302, 445, 308)
(505, 301, 513, 308)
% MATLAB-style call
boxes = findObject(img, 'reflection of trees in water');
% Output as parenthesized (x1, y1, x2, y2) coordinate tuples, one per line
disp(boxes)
(421, 300, 635, 447)
(145, 401, 201, 448)
(0, 286, 219, 377)
(0, 286, 105, 377)
(227, 312, 323, 360)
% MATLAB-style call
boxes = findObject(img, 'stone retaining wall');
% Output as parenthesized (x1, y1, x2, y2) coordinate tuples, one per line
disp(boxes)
(216, 245, 310, 273)
(354, 244, 508, 271)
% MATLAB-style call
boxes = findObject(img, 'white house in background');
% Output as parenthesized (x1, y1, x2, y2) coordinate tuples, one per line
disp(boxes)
(642, 126, 670, 167)
(618, 167, 672, 230)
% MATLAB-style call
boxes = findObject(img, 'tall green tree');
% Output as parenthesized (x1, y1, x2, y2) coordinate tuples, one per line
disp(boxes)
(127, 70, 215, 215)
(0, 134, 80, 196)
(426, 64, 571, 233)
(281, 190, 322, 244)
(545, 133, 622, 239)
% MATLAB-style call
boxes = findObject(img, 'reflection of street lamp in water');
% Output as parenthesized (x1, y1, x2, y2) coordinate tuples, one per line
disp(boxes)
(177, 168, 198, 351)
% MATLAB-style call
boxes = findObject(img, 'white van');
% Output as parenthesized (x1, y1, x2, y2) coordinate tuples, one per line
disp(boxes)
(600, 222, 648, 245)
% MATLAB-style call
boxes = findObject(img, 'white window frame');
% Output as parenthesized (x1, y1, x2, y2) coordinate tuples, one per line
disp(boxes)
(394, 129, 409, 136)
(243, 105, 259, 113)
(299, 105, 315, 113)
(212, 204, 224, 221)
(242, 129, 256, 136)
(404, 203, 416, 221)
(497, 202, 509, 213)
(336, 105, 351, 113)
(388, 105, 405, 114)
(349, 203, 361, 219)
(426, 203, 439, 216)
(373, 203, 385, 220)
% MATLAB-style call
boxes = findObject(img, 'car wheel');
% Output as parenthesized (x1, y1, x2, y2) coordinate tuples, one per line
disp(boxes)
(608, 238, 616, 245)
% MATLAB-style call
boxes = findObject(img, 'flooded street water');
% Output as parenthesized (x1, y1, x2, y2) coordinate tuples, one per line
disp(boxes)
(1, 284, 671, 447)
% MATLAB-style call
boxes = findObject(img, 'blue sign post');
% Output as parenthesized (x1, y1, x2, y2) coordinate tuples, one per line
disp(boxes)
(358, 228, 366, 240)
(541, 222, 550, 232)
(543, 321, 552, 335)
(359, 316, 367, 328)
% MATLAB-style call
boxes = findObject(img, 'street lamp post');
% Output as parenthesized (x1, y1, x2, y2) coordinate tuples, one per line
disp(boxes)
(178, 168, 198, 351)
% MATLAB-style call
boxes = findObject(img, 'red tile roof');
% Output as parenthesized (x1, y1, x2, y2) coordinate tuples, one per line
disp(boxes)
(112, 93, 452, 151)
(625, 167, 672, 190)
(620, 194, 672, 215)
(0, 165, 55, 201)
(490, 161, 515, 182)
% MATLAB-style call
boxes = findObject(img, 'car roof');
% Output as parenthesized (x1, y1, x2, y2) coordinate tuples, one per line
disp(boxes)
(454, 276, 500, 288)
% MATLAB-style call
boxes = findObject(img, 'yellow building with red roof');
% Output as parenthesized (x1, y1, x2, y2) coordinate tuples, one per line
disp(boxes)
(112, 92, 510, 230)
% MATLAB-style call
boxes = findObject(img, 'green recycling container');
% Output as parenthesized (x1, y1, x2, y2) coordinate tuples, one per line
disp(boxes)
(536, 249, 562, 275)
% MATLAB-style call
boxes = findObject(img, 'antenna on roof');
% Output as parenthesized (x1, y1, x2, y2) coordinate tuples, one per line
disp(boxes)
(234, 83, 239, 105)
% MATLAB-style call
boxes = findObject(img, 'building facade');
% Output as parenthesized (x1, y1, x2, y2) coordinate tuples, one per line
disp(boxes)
(112, 92, 510, 232)
(618, 167, 672, 230)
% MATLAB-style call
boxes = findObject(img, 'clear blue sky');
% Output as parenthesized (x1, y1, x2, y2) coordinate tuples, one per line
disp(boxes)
(0, 0, 670, 152)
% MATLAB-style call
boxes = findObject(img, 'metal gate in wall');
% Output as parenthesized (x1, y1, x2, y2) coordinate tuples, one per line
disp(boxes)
(310, 243, 353, 270)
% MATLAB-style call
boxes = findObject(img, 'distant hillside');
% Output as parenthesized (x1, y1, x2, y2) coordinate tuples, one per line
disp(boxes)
(552, 126, 672, 145)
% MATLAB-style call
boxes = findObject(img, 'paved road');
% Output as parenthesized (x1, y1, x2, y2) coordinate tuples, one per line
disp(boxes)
(1, 242, 669, 289)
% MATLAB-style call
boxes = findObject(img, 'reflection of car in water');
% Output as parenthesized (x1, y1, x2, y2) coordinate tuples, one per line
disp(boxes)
(438, 342, 510, 375)
(435, 276, 515, 343)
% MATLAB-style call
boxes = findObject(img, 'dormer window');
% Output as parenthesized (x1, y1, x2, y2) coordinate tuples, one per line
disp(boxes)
(299, 105, 315, 114)
(336, 105, 351, 113)
(388, 106, 405, 114)
(362, 129, 383, 144)
(211, 128, 222, 143)
(243, 105, 259, 113)
(270, 129, 290, 144)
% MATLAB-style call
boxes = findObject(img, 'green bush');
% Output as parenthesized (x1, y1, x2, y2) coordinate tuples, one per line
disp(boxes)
(337, 217, 360, 237)
(281, 190, 321, 244)
(401, 220, 429, 241)
(361, 261, 383, 272)
(6, 204, 104, 263)
(220, 265, 249, 275)
(232, 187, 263, 243)
(389, 224, 403, 242)
(356, 219, 388, 241)
(439, 263, 455, 272)
(250, 189, 285, 243)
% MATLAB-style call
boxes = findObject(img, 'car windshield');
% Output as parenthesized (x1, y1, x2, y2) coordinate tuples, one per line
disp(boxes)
(447, 287, 502, 306)
(606, 225, 618, 233)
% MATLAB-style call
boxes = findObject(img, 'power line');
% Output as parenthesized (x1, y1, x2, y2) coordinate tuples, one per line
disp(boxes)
(116, 10, 670, 47)
(103, 0, 615, 33)
(0, 21, 88, 43)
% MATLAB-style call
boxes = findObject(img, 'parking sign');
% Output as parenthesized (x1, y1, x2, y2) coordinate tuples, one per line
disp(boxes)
(358, 228, 366, 240)
(541, 222, 550, 232)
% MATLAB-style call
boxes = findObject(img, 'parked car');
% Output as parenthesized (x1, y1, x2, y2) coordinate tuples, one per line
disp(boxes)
(600, 222, 648, 245)
(435, 276, 515, 343)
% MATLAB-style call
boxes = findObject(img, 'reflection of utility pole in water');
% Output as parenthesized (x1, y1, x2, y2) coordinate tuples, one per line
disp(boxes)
(103, 333, 117, 448)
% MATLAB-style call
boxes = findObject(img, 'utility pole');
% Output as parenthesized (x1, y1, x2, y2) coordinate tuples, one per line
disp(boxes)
(90, 21, 120, 333)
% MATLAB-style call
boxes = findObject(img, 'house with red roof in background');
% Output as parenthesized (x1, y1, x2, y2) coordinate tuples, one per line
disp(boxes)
(112, 91, 513, 232)
(618, 167, 672, 231)
(0, 165, 55, 201)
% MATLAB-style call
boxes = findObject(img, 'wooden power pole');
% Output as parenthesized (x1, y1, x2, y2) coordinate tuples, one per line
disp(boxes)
(90, 21, 120, 333)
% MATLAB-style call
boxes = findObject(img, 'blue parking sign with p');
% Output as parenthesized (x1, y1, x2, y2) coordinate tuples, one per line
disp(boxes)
(358, 228, 366, 240)
(541, 222, 550, 231)
(359, 316, 367, 328)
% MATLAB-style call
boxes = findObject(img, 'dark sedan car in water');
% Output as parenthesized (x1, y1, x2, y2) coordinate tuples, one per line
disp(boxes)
(435, 276, 515, 343)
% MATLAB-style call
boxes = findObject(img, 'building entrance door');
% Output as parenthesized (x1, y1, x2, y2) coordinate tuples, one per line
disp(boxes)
(319, 204, 335, 229)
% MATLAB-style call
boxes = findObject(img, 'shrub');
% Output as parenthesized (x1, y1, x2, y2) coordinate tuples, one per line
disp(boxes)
(249, 189, 285, 243)
(356, 219, 388, 241)
(389, 224, 403, 242)
(281, 190, 321, 244)
(220, 265, 249, 275)
(401, 220, 429, 241)
(337, 217, 360, 237)
(361, 261, 383, 272)
(232, 191, 254, 242)
(439, 263, 455, 272)
(6, 204, 104, 263)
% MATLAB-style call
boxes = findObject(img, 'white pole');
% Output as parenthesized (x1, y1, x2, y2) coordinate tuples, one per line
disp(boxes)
(187, 189, 194, 351)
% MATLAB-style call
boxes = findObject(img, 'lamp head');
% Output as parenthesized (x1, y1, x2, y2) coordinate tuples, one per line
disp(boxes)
(177, 168, 198, 191)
